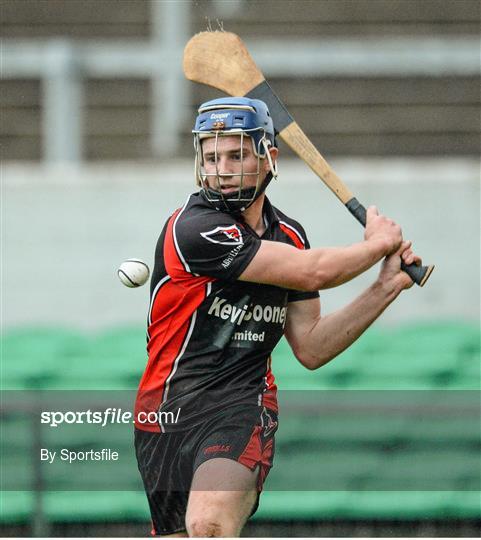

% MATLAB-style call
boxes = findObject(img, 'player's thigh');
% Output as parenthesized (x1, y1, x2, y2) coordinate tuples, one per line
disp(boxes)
(186, 458, 258, 536)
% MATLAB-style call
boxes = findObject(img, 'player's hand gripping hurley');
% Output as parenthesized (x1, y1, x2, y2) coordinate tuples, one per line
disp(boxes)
(183, 31, 434, 287)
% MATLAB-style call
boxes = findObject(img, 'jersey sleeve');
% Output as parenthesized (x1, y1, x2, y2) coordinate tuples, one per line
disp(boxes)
(285, 223, 320, 303)
(173, 211, 261, 281)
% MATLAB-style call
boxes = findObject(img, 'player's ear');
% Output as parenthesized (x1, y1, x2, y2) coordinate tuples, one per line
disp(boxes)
(263, 146, 278, 173)
(269, 146, 279, 161)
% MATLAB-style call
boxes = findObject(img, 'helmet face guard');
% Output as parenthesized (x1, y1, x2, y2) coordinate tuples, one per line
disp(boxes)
(192, 97, 278, 213)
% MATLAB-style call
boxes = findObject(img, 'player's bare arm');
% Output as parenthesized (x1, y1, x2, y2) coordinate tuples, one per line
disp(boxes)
(240, 205, 403, 291)
(284, 241, 422, 370)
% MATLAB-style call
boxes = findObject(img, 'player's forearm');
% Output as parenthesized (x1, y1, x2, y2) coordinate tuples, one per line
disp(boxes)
(308, 237, 390, 290)
(298, 279, 402, 369)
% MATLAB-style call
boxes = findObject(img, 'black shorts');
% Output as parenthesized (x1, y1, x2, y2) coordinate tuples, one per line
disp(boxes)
(134, 405, 278, 536)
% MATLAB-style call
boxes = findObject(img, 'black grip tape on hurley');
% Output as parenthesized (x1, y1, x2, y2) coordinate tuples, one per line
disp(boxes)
(246, 81, 294, 133)
(345, 197, 431, 286)
(346, 197, 367, 226)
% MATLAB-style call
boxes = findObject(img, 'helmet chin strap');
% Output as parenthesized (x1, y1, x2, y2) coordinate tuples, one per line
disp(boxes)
(200, 170, 275, 214)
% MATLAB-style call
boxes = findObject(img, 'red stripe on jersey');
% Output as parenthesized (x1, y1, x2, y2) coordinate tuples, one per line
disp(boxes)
(135, 281, 208, 431)
(279, 222, 305, 250)
(164, 208, 186, 278)
(164, 207, 198, 281)
(135, 210, 214, 432)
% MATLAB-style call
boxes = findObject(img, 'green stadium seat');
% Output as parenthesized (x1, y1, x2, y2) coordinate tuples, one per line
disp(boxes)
(255, 491, 352, 520)
(389, 322, 480, 356)
(43, 459, 142, 492)
(344, 491, 453, 519)
(1, 455, 33, 491)
(278, 414, 409, 446)
(356, 350, 459, 380)
(50, 328, 147, 390)
(92, 327, 147, 356)
(0, 491, 151, 525)
(267, 448, 382, 491)
(43, 491, 149, 522)
(46, 377, 135, 391)
(3, 328, 88, 362)
(343, 376, 436, 390)
(399, 413, 480, 445)
(1, 327, 148, 391)
(347, 327, 397, 355)
(1, 416, 31, 453)
(445, 368, 479, 389)
(452, 354, 481, 388)
(0, 491, 34, 524)
(363, 449, 481, 491)
(2, 328, 87, 389)
(446, 491, 481, 519)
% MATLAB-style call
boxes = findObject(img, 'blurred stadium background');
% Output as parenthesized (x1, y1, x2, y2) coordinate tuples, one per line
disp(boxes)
(1, 0, 480, 537)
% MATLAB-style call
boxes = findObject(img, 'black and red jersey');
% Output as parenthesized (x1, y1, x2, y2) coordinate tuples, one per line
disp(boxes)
(134, 193, 318, 432)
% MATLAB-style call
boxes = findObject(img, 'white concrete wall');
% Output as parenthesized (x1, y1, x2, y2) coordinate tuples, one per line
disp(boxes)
(2, 158, 479, 331)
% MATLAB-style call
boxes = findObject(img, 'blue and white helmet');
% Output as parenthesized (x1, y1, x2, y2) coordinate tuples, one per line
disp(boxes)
(193, 97, 278, 213)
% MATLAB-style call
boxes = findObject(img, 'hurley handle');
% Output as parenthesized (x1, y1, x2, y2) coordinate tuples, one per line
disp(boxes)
(345, 198, 434, 287)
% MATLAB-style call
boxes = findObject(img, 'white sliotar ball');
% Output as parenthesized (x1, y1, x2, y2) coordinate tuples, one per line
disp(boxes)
(117, 258, 150, 288)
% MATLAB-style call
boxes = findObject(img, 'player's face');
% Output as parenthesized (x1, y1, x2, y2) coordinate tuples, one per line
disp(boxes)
(201, 135, 269, 193)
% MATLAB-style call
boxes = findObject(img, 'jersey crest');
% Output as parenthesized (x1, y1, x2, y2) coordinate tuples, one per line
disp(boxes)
(200, 224, 243, 246)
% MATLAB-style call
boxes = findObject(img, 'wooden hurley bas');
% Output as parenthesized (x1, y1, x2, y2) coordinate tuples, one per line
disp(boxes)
(183, 31, 434, 287)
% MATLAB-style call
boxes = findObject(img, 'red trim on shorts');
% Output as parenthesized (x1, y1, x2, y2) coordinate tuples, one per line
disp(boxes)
(258, 438, 274, 488)
(262, 389, 278, 412)
(238, 426, 263, 470)
(238, 425, 274, 490)
(263, 355, 278, 412)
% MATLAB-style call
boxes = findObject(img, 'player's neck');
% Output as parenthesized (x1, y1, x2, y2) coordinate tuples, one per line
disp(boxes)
(241, 194, 266, 237)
